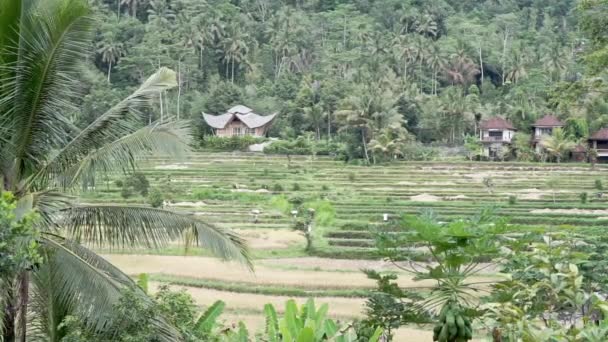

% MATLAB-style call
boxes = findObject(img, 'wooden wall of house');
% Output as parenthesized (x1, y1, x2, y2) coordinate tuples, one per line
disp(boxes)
(215, 121, 267, 137)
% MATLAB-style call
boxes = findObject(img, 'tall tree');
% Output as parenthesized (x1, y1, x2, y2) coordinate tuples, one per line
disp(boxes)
(0, 1, 249, 340)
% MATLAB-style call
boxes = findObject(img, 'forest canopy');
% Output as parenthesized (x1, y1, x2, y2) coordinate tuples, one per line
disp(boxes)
(86, 0, 608, 151)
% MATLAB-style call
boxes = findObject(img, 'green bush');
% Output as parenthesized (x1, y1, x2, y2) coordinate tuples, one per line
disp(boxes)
(348, 172, 356, 182)
(595, 179, 604, 191)
(148, 188, 164, 208)
(292, 183, 301, 191)
(271, 183, 284, 192)
(264, 137, 345, 156)
(199, 135, 266, 151)
(580, 192, 588, 204)
(508, 195, 517, 205)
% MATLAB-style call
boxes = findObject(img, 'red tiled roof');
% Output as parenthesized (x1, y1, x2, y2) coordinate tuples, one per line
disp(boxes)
(480, 117, 515, 130)
(533, 115, 564, 127)
(590, 128, 608, 140)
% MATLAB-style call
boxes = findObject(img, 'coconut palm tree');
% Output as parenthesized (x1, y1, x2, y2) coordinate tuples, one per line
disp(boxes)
(541, 128, 576, 163)
(0, 1, 248, 340)
(97, 30, 124, 84)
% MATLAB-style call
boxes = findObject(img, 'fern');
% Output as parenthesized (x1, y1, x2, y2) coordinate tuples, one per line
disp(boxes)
(194, 300, 225, 334)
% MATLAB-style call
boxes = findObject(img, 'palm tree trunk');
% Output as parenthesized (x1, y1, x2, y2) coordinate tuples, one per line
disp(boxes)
(479, 44, 484, 86)
(327, 111, 331, 140)
(2, 282, 16, 342)
(132, 0, 137, 18)
(18, 272, 28, 342)
(231, 58, 235, 83)
(361, 129, 370, 164)
(107, 60, 112, 84)
(159, 92, 163, 123)
(177, 60, 181, 120)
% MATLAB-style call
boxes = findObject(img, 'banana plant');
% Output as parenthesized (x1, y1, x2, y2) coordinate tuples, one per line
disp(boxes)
(263, 298, 383, 342)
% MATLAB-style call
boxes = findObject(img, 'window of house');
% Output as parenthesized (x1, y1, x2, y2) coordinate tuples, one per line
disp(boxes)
(233, 127, 242, 136)
(246, 128, 256, 135)
(488, 131, 502, 137)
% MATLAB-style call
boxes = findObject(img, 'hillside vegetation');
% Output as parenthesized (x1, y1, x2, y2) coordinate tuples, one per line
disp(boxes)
(88, 0, 607, 157)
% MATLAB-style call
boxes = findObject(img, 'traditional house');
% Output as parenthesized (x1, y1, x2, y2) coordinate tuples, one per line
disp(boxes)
(532, 115, 564, 152)
(589, 128, 608, 162)
(479, 117, 516, 159)
(202, 105, 277, 137)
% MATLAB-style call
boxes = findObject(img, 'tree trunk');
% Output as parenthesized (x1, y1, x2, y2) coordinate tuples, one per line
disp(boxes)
(327, 111, 331, 140)
(361, 129, 370, 165)
(132, 0, 137, 18)
(159, 92, 163, 123)
(479, 44, 484, 86)
(501, 29, 509, 86)
(18, 272, 28, 342)
(231, 58, 235, 83)
(2, 282, 16, 342)
(177, 60, 181, 120)
(107, 60, 112, 84)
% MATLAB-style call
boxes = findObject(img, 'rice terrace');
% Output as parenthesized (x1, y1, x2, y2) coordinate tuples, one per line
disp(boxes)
(90, 152, 608, 339)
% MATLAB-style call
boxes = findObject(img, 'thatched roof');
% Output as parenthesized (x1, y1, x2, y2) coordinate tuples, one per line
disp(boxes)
(480, 117, 515, 130)
(533, 115, 564, 127)
(202, 105, 278, 129)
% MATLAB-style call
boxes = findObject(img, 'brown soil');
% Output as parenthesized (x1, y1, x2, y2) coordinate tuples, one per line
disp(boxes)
(410, 194, 441, 202)
(104, 255, 499, 290)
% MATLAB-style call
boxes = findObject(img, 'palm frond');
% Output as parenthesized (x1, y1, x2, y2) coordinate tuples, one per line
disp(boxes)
(36, 121, 190, 189)
(29, 67, 177, 190)
(9, 0, 94, 178)
(60, 205, 252, 268)
(32, 190, 73, 229)
(35, 235, 182, 340)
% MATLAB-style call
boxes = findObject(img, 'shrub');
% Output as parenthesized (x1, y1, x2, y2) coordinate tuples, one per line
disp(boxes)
(121, 173, 149, 197)
(120, 186, 133, 199)
(114, 179, 123, 187)
(321, 184, 329, 191)
(271, 183, 284, 192)
(508, 195, 517, 205)
(580, 192, 588, 204)
(595, 179, 604, 191)
(148, 188, 164, 208)
(292, 183, 301, 191)
(199, 135, 265, 151)
(264, 137, 345, 156)
(348, 172, 356, 182)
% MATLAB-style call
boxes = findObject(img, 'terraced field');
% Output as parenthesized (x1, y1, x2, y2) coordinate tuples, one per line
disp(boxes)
(93, 152, 608, 339)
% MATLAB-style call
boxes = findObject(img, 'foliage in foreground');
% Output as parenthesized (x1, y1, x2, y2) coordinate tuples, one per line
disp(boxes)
(0, 0, 249, 340)
(62, 287, 383, 342)
(366, 209, 608, 341)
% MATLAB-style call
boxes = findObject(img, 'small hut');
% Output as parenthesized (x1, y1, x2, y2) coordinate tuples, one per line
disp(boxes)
(202, 105, 277, 137)
(589, 128, 608, 162)
(532, 115, 564, 152)
(479, 117, 516, 159)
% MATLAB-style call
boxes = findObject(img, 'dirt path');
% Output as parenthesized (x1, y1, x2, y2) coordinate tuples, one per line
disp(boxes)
(105, 254, 499, 289)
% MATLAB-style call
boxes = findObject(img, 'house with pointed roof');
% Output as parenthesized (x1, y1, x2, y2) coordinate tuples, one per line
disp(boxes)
(589, 128, 608, 161)
(479, 117, 516, 159)
(532, 115, 564, 152)
(202, 105, 278, 137)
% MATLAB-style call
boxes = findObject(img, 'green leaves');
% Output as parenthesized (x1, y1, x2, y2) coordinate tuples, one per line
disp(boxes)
(60, 205, 251, 267)
(194, 300, 225, 335)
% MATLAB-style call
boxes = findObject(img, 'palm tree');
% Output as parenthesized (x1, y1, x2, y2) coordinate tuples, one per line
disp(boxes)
(96, 31, 124, 84)
(0, 1, 249, 340)
(369, 126, 412, 160)
(303, 103, 324, 140)
(426, 43, 444, 95)
(443, 54, 479, 88)
(541, 128, 576, 163)
(392, 34, 416, 82)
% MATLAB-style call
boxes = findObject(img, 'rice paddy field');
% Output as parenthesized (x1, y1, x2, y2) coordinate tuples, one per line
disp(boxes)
(92, 152, 608, 340)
